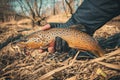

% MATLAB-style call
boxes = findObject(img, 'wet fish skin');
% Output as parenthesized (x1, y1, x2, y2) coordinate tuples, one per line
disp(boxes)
(18, 28, 105, 57)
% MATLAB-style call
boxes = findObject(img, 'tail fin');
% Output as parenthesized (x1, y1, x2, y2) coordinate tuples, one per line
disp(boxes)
(97, 48, 105, 57)
(91, 47, 105, 57)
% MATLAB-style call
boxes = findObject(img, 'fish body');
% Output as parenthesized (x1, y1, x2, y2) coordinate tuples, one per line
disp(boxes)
(18, 28, 105, 57)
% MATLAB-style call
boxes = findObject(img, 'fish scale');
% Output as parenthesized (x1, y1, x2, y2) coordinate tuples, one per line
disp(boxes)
(18, 28, 105, 57)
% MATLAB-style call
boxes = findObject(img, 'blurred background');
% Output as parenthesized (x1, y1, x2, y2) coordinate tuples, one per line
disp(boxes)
(0, 0, 83, 26)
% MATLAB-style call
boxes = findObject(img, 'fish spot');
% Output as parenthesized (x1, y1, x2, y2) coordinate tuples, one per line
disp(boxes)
(65, 30, 69, 32)
(47, 36, 50, 39)
(51, 33, 54, 35)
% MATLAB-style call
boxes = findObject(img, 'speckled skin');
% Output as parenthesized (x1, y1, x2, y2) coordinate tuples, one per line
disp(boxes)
(19, 28, 105, 57)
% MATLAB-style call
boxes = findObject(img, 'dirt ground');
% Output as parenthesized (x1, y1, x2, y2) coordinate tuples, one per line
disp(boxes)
(0, 15, 120, 80)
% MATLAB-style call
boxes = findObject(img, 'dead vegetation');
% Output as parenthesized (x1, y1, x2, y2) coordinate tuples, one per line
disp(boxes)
(0, 15, 120, 80)
(0, 44, 120, 80)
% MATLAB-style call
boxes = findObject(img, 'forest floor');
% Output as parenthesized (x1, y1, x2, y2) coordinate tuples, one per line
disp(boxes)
(0, 14, 120, 80)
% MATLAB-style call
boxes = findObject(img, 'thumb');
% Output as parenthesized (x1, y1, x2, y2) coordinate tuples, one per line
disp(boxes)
(40, 24, 51, 30)
(48, 40, 55, 53)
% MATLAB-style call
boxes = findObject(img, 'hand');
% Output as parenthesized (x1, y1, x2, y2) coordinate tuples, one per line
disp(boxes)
(55, 36, 70, 53)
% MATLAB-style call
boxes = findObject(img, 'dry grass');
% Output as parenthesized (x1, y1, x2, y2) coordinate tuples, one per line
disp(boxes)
(0, 15, 120, 80)
(47, 14, 71, 23)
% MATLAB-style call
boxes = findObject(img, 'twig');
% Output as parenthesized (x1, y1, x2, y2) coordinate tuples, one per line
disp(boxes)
(38, 51, 80, 80)
(2, 61, 18, 71)
(97, 61, 120, 70)
(88, 48, 120, 63)
(1, 69, 15, 76)
(0, 77, 6, 80)
(71, 51, 80, 64)
(86, 49, 120, 70)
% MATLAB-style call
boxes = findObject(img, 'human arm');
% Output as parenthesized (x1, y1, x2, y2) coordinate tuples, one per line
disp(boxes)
(49, 0, 120, 35)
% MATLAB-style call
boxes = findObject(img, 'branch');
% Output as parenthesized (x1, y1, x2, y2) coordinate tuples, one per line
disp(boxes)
(89, 48, 120, 63)
(19, 0, 28, 13)
(34, 0, 40, 17)
(25, 0, 35, 20)
(65, 0, 73, 14)
(62, 0, 67, 16)
(97, 61, 120, 70)
(38, 0, 42, 15)
(17, 0, 33, 20)
(17, 0, 26, 17)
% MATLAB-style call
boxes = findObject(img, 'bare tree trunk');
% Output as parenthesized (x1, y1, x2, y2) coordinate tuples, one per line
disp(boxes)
(39, 0, 42, 15)
(17, 0, 26, 17)
(62, 0, 68, 16)
(25, 0, 35, 19)
(53, 0, 56, 15)
(33, 0, 40, 26)
(25, 0, 36, 27)
(65, 0, 74, 14)
(34, 0, 39, 17)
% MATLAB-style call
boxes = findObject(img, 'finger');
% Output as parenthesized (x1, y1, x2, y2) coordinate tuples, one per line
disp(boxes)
(40, 24, 51, 30)
(48, 40, 55, 53)
(48, 47, 55, 53)
(62, 40, 70, 52)
(49, 40, 55, 47)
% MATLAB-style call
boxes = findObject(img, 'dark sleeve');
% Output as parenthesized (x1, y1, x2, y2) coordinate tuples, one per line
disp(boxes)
(50, 0, 120, 35)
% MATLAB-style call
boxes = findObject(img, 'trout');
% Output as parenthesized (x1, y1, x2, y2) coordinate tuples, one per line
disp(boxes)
(18, 28, 105, 57)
